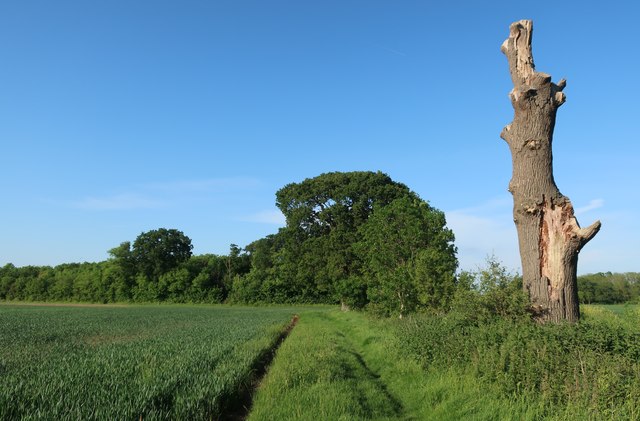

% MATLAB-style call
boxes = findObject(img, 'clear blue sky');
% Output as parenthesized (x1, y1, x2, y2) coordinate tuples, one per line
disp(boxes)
(1, 1, 638, 274)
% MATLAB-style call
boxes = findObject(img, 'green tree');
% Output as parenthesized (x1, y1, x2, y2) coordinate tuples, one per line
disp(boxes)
(357, 197, 457, 317)
(576, 272, 640, 304)
(0, 264, 17, 300)
(229, 272, 265, 304)
(70, 263, 103, 302)
(182, 254, 228, 303)
(232, 235, 281, 303)
(23, 267, 54, 301)
(131, 228, 193, 283)
(158, 267, 191, 302)
(237, 171, 458, 308)
(270, 171, 418, 303)
(334, 276, 368, 311)
(50, 264, 79, 301)
(5, 266, 40, 300)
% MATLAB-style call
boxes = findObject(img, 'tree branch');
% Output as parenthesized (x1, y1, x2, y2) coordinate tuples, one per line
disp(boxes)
(578, 220, 602, 247)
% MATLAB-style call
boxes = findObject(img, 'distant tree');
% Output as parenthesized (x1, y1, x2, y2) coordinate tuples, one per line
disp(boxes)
(102, 242, 136, 301)
(475, 256, 528, 319)
(229, 272, 265, 304)
(334, 276, 368, 311)
(231, 236, 281, 303)
(133, 273, 158, 302)
(0, 264, 17, 300)
(244, 235, 279, 273)
(108, 241, 136, 278)
(413, 247, 458, 311)
(71, 263, 103, 302)
(50, 264, 77, 301)
(24, 266, 53, 301)
(182, 254, 230, 303)
(158, 267, 191, 302)
(577, 272, 640, 304)
(131, 228, 193, 283)
(224, 244, 250, 292)
(226, 244, 240, 284)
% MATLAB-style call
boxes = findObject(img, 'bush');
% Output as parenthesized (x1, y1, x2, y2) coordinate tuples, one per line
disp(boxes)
(450, 256, 529, 324)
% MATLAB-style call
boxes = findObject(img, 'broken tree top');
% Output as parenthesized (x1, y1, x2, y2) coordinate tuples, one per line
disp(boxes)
(500, 20, 566, 112)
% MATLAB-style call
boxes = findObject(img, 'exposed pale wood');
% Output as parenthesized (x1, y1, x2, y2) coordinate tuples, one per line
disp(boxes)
(501, 20, 601, 323)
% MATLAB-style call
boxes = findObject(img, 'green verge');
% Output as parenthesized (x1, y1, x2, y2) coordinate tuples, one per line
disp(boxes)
(248, 311, 536, 420)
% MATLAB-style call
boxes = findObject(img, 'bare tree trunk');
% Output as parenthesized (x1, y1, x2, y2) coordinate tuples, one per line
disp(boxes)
(500, 20, 601, 323)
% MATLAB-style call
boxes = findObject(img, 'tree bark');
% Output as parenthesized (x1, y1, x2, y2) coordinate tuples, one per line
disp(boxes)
(500, 20, 601, 323)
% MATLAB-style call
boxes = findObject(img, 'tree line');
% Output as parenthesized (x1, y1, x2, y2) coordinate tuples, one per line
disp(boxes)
(1, 171, 635, 314)
(0, 239, 250, 304)
(0, 172, 456, 316)
(577, 272, 640, 304)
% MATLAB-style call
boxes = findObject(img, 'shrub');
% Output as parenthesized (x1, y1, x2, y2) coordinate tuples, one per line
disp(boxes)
(450, 256, 529, 324)
(391, 307, 640, 418)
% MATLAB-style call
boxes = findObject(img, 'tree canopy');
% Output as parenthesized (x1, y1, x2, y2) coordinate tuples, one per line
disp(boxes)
(233, 171, 458, 314)
(1, 172, 462, 316)
(131, 228, 193, 282)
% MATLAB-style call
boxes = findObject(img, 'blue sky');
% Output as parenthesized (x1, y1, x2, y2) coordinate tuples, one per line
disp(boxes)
(1, 1, 638, 274)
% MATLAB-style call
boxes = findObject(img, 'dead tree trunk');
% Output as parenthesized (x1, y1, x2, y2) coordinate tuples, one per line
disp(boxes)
(500, 20, 601, 323)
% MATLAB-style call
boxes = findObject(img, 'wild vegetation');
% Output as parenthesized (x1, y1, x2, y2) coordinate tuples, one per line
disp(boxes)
(0, 304, 299, 420)
(233, 171, 456, 315)
(395, 306, 640, 420)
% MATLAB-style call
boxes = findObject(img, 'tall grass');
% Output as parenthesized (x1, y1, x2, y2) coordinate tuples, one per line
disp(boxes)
(394, 305, 640, 419)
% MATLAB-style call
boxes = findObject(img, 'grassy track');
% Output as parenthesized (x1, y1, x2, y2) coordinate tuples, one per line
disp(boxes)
(0, 304, 300, 420)
(250, 308, 640, 420)
(248, 310, 407, 420)
(248, 310, 532, 420)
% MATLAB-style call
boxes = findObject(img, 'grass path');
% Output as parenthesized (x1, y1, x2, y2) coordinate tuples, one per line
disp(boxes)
(247, 310, 438, 420)
(247, 310, 577, 421)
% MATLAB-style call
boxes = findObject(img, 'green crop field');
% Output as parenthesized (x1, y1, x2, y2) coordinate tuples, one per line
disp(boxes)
(591, 303, 640, 315)
(0, 304, 300, 420)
